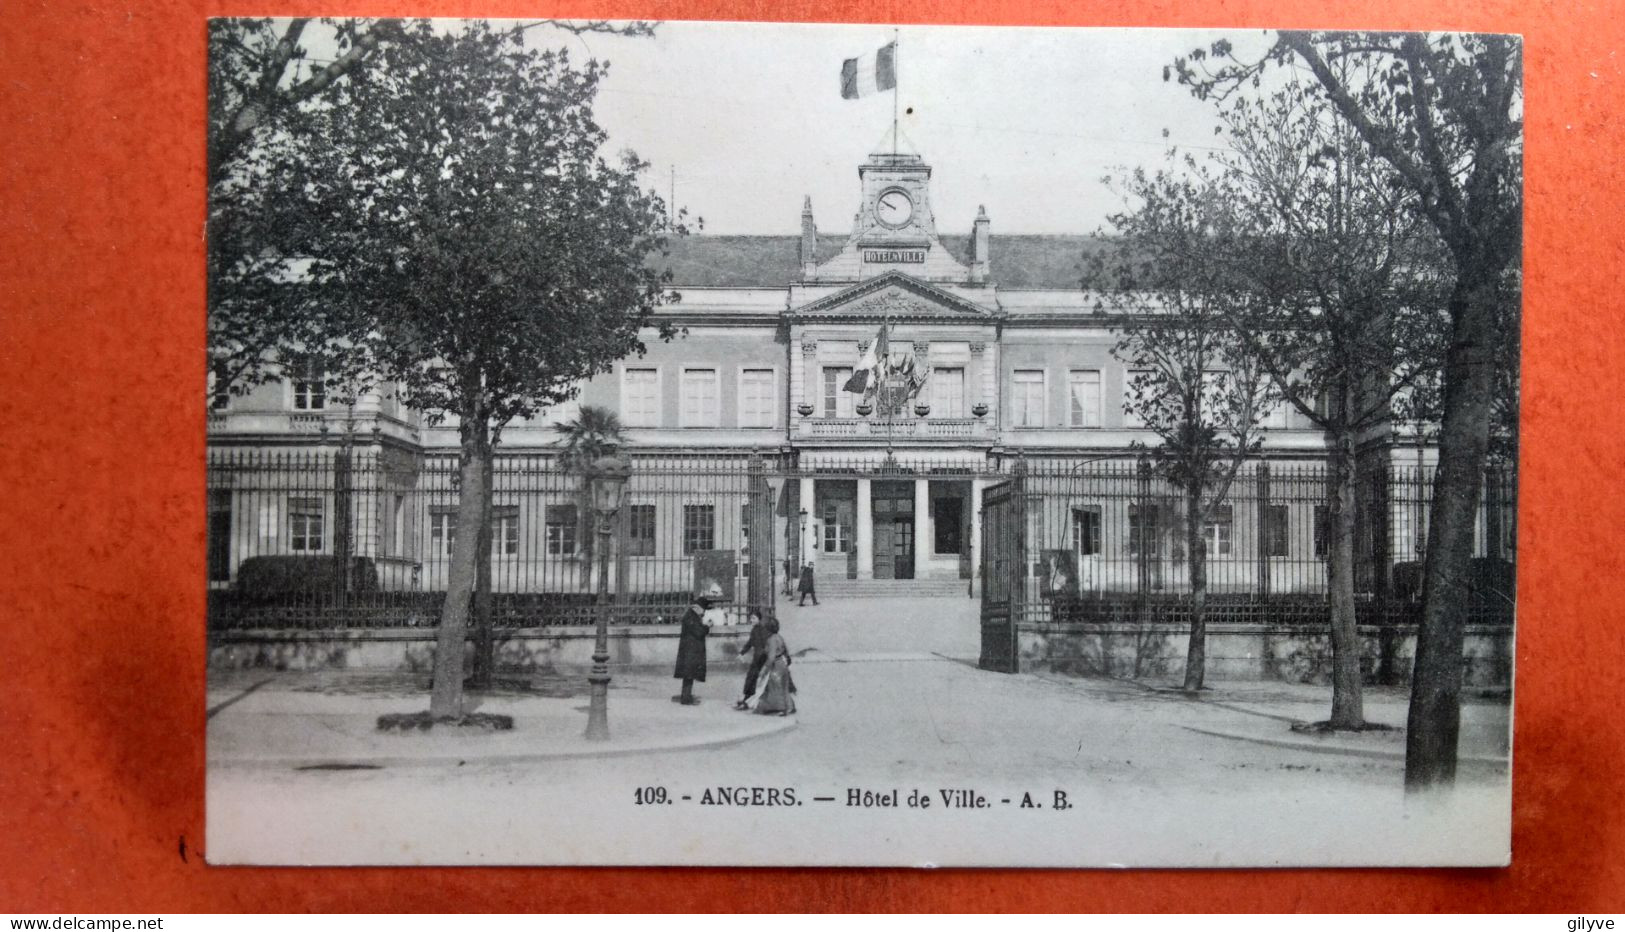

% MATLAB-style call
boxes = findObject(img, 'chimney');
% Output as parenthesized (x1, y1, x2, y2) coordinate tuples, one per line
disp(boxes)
(800, 196, 818, 279)
(969, 204, 991, 284)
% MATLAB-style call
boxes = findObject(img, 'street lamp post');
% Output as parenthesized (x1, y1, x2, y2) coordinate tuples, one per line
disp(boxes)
(796, 507, 810, 593)
(584, 454, 632, 742)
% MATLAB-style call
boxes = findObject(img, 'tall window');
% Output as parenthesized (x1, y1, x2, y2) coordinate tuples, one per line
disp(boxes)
(821, 502, 850, 553)
(1202, 504, 1234, 557)
(545, 504, 578, 556)
(1123, 369, 1152, 428)
(430, 508, 457, 558)
(1313, 505, 1330, 558)
(1261, 398, 1291, 429)
(288, 497, 324, 552)
(627, 504, 657, 556)
(1128, 503, 1159, 556)
(622, 368, 659, 427)
(931, 367, 965, 417)
(210, 361, 231, 411)
(493, 505, 520, 557)
(1265, 504, 1290, 557)
(1068, 370, 1102, 427)
(386, 493, 408, 558)
(682, 504, 715, 554)
(739, 369, 775, 428)
(933, 499, 963, 554)
(1199, 370, 1231, 416)
(680, 368, 720, 427)
(1025, 499, 1047, 577)
(1072, 505, 1102, 556)
(738, 503, 752, 576)
(1012, 369, 1045, 427)
(822, 367, 854, 418)
(207, 490, 232, 581)
(291, 359, 326, 411)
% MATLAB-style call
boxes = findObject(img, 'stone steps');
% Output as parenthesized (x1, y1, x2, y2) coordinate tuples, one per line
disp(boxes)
(814, 578, 973, 599)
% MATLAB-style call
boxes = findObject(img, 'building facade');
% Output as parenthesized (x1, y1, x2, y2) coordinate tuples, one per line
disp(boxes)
(210, 148, 1480, 605)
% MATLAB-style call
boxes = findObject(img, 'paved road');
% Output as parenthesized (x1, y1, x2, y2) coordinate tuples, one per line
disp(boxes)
(207, 596, 1511, 867)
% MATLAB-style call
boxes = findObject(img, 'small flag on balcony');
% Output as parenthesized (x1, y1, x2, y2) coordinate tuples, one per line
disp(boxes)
(843, 323, 889, 394)
(841, 41, 897, 99)
(890, 352, 930, 400)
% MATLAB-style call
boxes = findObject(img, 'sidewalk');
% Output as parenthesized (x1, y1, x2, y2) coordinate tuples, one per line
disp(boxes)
(1046, 674, 1512, 766)
(207, 669, 795, 769)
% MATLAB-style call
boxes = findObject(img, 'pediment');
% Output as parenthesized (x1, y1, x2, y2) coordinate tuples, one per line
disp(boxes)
(788, 272, 995, 322)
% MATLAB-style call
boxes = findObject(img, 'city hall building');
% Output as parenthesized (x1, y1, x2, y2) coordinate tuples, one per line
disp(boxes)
(208, 147, 1474, 615)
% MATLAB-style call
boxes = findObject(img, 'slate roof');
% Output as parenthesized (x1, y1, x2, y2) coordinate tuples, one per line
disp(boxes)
(650, 233, 1108, 290)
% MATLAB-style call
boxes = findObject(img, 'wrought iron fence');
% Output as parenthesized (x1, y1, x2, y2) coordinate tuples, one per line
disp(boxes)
(206, 445, 1516, 632)
(207, 447, 784, 630)
(997, 456, 1517, 628)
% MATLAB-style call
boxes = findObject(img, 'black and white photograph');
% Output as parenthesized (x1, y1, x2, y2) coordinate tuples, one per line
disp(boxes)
(203, 19, 1522, 866)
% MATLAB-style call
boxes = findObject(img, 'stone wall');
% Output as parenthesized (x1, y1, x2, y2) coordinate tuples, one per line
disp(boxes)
(1016, 622, 1513, 687)
(208, 623, 754, 675)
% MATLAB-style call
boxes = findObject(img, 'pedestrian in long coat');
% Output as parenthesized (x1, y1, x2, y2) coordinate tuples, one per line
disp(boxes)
(673, 597, 711, 705)
(798, 561, 819, 606)
(734, 610, 769, 711)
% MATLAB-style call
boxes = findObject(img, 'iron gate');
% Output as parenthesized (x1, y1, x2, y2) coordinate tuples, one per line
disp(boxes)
(978, 475, 1024, 673)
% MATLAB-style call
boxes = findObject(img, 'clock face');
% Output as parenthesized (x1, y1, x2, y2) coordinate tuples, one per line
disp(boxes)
(876, 189, 914, 228)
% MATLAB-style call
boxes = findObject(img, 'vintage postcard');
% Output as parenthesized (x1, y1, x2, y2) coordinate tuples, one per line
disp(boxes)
(204, 19, 1520, 866)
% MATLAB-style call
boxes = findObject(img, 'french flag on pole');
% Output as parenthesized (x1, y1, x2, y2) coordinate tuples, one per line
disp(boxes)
(843, 323, 890, 394)
(841, 41, 898, 99)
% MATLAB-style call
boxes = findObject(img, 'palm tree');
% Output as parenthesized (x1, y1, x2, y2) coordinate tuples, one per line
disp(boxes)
(552, 405, 627, 590)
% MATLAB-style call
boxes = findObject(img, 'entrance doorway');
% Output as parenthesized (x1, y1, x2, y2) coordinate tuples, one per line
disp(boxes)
(872, 480, 915, 579)
(814, 479, 859, 580)
(928, 480, 973, 580)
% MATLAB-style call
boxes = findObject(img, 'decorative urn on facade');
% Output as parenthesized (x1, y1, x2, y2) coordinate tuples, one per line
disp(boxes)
(797, 403, 815, 417)
(971, 402, 989, 418)
(914, 402, 931, 418)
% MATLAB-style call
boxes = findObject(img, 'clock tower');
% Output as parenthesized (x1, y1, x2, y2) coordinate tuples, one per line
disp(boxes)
(799, 149, 973, 284)
(857, 152, 935, 242)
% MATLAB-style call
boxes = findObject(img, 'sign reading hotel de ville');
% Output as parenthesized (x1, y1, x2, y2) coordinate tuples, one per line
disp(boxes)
(863, 248, 927, 264)
(205, 19, 1522, 867)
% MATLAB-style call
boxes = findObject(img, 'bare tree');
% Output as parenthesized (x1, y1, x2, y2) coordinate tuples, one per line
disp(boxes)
(1099, 78, 1450, 726)
(1172, 31, 1522, 784)
(1089, 177, 1272, 693)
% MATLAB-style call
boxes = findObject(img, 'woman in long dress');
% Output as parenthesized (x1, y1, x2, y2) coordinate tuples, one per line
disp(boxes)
(753, 617, 796, 716)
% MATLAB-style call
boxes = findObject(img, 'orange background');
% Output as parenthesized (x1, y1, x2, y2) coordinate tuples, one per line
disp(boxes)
(2, 0, 1620, 913)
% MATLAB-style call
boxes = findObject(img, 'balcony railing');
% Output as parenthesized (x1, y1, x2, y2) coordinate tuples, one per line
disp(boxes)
(206, 409, 419, 443)
(798, 416, 987, 441)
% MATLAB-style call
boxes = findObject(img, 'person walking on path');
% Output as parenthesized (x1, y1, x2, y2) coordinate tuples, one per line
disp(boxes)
(797, 561, 819, 606)
(673, 596, 712, 705)
(734, 610, 769, 711)
(754, 618, 796, 716)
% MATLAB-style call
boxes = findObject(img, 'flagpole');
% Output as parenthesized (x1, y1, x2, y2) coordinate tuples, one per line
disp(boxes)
(892, 27, 900, 156)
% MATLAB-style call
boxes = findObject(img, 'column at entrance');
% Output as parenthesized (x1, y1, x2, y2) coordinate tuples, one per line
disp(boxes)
(970, 479, 985, 595)
(798, 476, 815, 573)
(913, 478, 932, 578)
(856, 478, 874, 580)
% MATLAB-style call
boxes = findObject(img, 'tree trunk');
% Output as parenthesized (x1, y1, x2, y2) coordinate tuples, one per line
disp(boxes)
(333, 437, 353, 609)
(429, 416, 490, 719)
(1406, 271, 1500, 790)
(1182, 481, 1207, 692)
(1326, 427, 1366, 728)
(471, 444, 495, 690)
